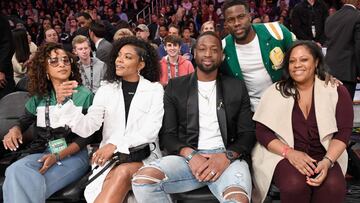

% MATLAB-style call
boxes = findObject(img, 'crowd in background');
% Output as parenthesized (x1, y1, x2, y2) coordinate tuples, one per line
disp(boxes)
(1, 0, 356, 47)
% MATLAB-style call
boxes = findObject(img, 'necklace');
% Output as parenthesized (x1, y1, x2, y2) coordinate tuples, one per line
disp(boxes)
(198, 83, 216, 103)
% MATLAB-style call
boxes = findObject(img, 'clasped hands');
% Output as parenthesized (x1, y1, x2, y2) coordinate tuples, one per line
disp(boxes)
(188, 153, 230, 182)
(286, 149, 332, 187)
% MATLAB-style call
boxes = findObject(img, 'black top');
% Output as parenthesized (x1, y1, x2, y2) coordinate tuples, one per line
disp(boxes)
(122, 80, 139, 123)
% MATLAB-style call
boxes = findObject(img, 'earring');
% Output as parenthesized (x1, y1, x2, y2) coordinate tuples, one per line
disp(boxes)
(71, 71, 74, 78)
(46, 73, 50, 80)
(137, 69, 141, 76)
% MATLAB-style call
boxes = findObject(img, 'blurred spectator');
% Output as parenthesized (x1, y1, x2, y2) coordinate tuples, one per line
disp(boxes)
(113, 28, 134, 41)
(36, 17, 52, 45)
(148, 14, 160, 41)
(116, 5, 128, 22)
(261, 14, 270, 23)
(291, 0, 328, 46)
(89, 20, 113, 65)
(328, 6, 337, 15)
(249, 0, 259, 19)
(44, 28, 59, 44)
(325, 0, 360, 99)
(200, 20, 215, 33)
(106, 7, 120, 25)
(182, 0, 193, 15)
(182, 26, 196, 52)
(11, 28, 35, 84)
(153, 25, 168, 46)
(186, 20, 199, 38)
(0, 14, 15, 99)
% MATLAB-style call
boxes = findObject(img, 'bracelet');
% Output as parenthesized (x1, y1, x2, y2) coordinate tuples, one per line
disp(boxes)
(323, 156, 334, 168)
(185, 150, 197, 163)
(281, 146, 292, 158)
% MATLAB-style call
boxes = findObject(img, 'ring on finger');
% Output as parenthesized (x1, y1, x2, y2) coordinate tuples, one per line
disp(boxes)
(210, 171, 216, 176)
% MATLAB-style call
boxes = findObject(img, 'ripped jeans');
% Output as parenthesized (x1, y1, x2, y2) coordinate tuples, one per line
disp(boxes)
(132, 149, 252, 203)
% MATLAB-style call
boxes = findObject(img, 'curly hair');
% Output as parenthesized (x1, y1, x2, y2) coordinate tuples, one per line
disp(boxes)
(105, 36, 160, 83)
(276, 40, 328, 99)
(27, 42, 82, 97)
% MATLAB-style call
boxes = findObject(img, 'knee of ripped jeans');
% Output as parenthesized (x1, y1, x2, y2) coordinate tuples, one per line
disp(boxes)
(222, 186, 250, 203)
(132, 165, 167, 185)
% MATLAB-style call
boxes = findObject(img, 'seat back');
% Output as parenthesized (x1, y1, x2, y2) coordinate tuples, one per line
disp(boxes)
(0, 91, 31, 139)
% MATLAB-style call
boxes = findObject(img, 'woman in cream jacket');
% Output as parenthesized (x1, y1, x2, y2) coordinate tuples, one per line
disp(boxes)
(252, 41, 353, 203)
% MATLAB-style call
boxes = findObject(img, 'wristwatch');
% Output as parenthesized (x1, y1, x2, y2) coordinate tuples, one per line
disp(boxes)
(225, 150, 237, 162)
(185, 150, 197, 163)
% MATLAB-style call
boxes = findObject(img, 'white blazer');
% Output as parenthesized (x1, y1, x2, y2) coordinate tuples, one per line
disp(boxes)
(53, 76, 164, 202)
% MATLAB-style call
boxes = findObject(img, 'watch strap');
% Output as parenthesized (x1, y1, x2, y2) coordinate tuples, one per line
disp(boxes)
(185, 150, 197, 162)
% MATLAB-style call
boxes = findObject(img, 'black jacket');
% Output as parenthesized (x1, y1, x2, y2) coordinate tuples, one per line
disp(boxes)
(160, 72, 256, 161)
(291, 0, 328, 44)
(325, 5, 360, 82)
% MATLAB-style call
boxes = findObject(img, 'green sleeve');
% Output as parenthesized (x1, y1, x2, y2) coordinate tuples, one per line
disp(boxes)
(24, 96, 38, 116)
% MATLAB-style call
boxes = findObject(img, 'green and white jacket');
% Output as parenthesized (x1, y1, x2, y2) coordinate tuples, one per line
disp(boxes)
(222, 22, 296, 82)
(17, 85, 94, 150)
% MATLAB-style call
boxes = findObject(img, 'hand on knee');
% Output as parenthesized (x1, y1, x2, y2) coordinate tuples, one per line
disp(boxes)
(223, 186, 249, 203)
(132, 166, 166, 185)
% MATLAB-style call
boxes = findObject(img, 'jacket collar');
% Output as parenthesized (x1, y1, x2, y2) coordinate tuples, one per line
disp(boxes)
(186, 72, 228, 144)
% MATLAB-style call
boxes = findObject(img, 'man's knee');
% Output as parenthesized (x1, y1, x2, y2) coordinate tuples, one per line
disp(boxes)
(223, 186, 249, 203)
(132, 166, 166, 185)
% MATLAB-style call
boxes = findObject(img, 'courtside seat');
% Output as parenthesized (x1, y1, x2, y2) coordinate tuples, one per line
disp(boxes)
(171, 187, 218, 203)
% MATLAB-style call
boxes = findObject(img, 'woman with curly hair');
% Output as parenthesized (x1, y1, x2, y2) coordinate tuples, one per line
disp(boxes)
(53, 37, 164, 203)
(2, 42, 94, 203)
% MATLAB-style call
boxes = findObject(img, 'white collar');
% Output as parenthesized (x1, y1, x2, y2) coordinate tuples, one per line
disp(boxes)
(344, 4, 356, 9)
(95, 38, 104, 49)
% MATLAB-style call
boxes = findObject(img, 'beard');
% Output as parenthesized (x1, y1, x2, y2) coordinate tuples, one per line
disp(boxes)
(232, 25, 251, 42)
(196, 62, 219, 74)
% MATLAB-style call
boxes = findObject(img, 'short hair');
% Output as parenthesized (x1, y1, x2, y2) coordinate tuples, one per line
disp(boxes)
(195, 31, 222, 50)
(222, 0, 249, 15)
(89, 20, 106, 38)
(168, 24, 179, 32)
(72, 35, 91, 48)
(159, 25, 168, 31)
(76, 12, 92, 20)
(182, 26, 191, 33)
(164, 35, 182, 46)
(200, 20, 215, 33)
(113, 28, 134, 41)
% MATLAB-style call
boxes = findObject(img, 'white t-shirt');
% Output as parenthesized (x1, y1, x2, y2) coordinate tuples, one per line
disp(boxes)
(235, 35, 273, 111)
(197, 80, 225, 150)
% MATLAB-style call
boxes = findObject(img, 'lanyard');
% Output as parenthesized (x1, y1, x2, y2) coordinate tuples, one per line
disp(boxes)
(167, 56, 179, 80)
(79, 59, 94, 91)
(45, 96, 52, 140)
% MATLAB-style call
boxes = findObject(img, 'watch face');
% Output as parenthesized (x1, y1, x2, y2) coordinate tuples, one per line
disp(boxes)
(226, 151, 235, 160)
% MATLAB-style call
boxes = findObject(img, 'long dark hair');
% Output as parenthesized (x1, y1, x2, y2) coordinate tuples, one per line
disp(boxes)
(276, 40, 328, 99)
(105, 36, 160, 83)
(28, 42, 82, 97)
(12, 28, 30, 63)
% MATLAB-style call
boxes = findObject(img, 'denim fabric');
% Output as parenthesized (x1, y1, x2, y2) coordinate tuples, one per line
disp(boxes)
(132, 149, 252, 203)
(3, 149, 89, 203)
